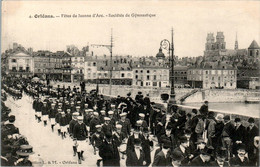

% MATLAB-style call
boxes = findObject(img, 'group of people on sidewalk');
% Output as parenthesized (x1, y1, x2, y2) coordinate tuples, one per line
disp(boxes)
(1, 76, 260, 166)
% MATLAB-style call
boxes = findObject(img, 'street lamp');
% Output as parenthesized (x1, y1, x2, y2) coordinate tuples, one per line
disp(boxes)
(160, 28, 176, 112)
(91, 29, 113, 95)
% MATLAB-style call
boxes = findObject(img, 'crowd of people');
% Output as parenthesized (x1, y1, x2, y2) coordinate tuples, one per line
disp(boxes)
(1, 76, 260, 166)
(1, 89, 36, 166)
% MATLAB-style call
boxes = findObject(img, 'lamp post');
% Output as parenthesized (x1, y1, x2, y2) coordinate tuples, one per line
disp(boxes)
(91, 29, 113, 95)
(160, 28, 176, 112)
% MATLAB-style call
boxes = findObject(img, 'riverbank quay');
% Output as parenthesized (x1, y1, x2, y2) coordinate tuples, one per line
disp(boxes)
(51, 82, 260, 103)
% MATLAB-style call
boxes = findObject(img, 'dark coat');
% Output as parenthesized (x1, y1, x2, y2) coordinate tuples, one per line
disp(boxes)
(142, 135, 153, 166)
(190, 155, 210, 166)
(152, 150, 171, 167)
(118, 118, 131, 136)
(89, 117, 101, 134)
(127, 134, 145, 151)
(230, 155, 250, 166)
(49, 109, 57, 118)
(126, 148, 146, 166)
(173, 146, 190, 165)
(245, 125, 259, 154)
(91, 131, 105, 148)
(73, 123, 88, 140)
(102, 123, 113, 136)
(59, 116, 68, 126)
(99, 140, 120, 166)
(209, 160, 229, 167)
(69, 119, 77, 134)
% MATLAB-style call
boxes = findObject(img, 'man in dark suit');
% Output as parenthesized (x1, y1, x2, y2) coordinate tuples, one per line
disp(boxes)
(126, 138, 146, 166)
(199, 101, 208, 117)
(167, 151, 184, 167)
(209, 148, 229, 167)
(190, 146, 212, 166)
(99, 132, 120, 166)
(245, 117, 259, 165)
(152, 140, 171, 166)
(172, 136, 190, 165)
(232, 118, 246, 154)
(230, 143, 250, 166)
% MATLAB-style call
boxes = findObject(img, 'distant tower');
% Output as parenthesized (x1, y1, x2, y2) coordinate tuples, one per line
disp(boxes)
(205, 33, 215, 51)
(235, 32, 238, 50)
(248, 40, 260, 57)
(215, 32, 226, 50)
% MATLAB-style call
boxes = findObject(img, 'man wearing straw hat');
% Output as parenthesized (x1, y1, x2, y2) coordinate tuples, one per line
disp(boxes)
(73, 116, 88, 164)
(49, 103, 57, 132)
(14, 145, 34, 166)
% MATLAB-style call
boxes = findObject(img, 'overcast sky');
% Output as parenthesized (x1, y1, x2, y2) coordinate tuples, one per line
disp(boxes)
(2, 1, 260, 57)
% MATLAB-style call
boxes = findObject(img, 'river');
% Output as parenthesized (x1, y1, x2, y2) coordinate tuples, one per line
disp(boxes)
(183, 102, 260, 118)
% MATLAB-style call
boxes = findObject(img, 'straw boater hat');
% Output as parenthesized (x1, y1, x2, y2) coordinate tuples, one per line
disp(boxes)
(100, 110, 106, 114)
(139, 113, 145, 118)
(16, 145, 34, 156)
(120, 113, 127, 117)
(72, 112, 79, 116)
(76, 106, 80, 109)
(116, 124, 122, 129)
(93, 112, 99, 116)
(77, 116, 83, 121)
(104, 117, 111, 121)
(108, 111, 114, 115)
(95, 125, 102, 129)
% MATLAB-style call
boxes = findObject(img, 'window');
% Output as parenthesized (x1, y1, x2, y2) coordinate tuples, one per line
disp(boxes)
(88, 62, 91, 66)
(12, 67, 16, 71)
(140, 70, 143, 73)
(147, 70, 150, 73)
(26, 67, 30, 72)
(135, 70, 138, 73)
(257, 50, 259, 56)
(135, 75, 138, 79)
(224, 83, 226, 86)
(12, 59, 16, 63)
(212, 77, 214, 80)
(250, 50, 253, 56)
(153, 82, 157, 86)
(19, 67, 23, 71)
(104, 73, 107, 77)
(93, 62, 96, 66)
(147, 75, 150, 80)
(154, 75, 156, 80)
(121, 73, 125, 78)
(231, 83, 233, 86)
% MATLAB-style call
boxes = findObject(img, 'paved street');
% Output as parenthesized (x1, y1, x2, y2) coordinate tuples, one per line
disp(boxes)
(5, 94, 159, 167)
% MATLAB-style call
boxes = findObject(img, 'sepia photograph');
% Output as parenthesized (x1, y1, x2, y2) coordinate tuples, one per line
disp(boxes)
(1, 1, 260, 166)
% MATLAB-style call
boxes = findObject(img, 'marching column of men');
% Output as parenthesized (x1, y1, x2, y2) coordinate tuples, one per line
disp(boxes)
(3, 76, 260, 167)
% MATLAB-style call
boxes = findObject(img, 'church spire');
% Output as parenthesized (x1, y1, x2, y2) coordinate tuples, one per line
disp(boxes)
(235, 32, 238, 50)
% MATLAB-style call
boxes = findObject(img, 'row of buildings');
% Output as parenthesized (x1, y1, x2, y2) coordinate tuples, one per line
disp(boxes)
(2, 33, 260, 89)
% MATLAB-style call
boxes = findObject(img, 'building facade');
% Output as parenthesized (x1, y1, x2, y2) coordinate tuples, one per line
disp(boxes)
(7, 51, 34, 77)
(188, 62, 237, 89)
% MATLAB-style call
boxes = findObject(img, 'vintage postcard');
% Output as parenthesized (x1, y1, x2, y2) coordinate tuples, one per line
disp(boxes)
(1, 1, 260, 167)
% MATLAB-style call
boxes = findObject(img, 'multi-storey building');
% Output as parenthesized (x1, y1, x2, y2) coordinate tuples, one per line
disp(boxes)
(71, 54, 85, 82)
(7, 51, 34, 77)
(187, 62, 237, 89)
(173, 66, 188, 88)
(61, 52, 72, 82)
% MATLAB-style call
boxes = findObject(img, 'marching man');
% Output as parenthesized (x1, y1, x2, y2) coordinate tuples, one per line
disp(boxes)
(73, 116, 88, 164)
(49, 103, 57, 132)
(69, 112, 79, 156)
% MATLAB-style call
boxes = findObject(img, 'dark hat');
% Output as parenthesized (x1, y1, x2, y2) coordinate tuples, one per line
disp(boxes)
(134, 138, 142, 145)
(201, 146, 214, 156)
(105, 132, 112, 139)
(166, 125, 172, 130)
(8, 115, 15, 122)
(223, 115, 230, 121)
(208, 111, 215, 117)
(216, 147, 226, 158)
(237, 143, 246, 151)
(143, 127, 149, 133)
(16, 145, 34, 156)
(162, 139, 171, 149)
(204, 101, 209, 104)
(191, 109, 198, 114)
(248, 117, 255, 123)
(234, 118, 241, 123)
(171, 151, 185, 161)
(184, 129, 192, 135)
(179, 136, 188, 144)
